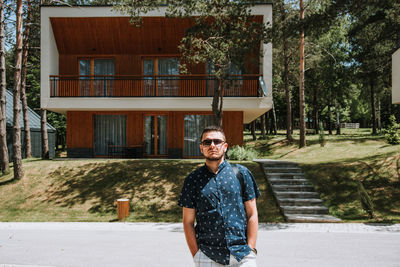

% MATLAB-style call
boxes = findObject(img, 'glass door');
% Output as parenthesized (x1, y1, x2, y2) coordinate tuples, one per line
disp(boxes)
(143, 59, 155, 96)
(142, 57, 179, 96)
(79, 59, 91, 96)
(158, 58, 179, 96)
(144, 115, 168, 156)
(79, 58, 115, 96)
(94, 59, 115, 96)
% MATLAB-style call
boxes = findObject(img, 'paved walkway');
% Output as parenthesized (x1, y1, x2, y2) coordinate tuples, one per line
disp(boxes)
(1, 222, 399, 267)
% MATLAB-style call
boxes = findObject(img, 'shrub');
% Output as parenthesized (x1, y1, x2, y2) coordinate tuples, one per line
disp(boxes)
(227, 145, 258, 161)
(356, 180, 374, 219)
(385, 115, 400, 145)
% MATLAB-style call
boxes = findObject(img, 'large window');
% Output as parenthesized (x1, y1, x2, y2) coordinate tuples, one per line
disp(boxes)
(143, 57, 180, 96)
(184, 115, 215, 157)
(94, 115, 126, 157)
(79, 58, 115, 96)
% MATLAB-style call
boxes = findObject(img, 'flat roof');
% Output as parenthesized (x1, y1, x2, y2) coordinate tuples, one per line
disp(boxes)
(41, 1, 273, 7)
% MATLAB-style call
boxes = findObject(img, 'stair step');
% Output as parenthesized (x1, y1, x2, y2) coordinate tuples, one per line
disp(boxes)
(255, 159, 342, 223)
(277, 198, 323, 206)
(272, 184, 315, 192)
(269, 178, 311, 185)
(254, 159, 299, 168)
(266, 173, 305, 178)
(264, 167, 302, 173)
(281, 205, 329, 215)
(275, 191, 319, 198)
(285, 214, 342, 223)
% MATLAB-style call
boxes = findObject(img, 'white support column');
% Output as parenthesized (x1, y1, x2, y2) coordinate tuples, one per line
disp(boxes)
(40, 8, 59, 109)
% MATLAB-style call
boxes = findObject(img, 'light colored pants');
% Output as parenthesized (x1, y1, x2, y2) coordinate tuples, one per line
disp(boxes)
(193, 249, 257, 267)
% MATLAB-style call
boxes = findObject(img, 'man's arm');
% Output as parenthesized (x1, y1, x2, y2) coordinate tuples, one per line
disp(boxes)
(244, 198, 258, 250)
(183, 207, 199, 257)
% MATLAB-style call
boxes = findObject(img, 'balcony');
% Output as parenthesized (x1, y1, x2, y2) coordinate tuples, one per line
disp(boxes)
(49, 75, 266, 98)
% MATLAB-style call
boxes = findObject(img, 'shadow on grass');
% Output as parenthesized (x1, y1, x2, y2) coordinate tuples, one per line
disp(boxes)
(41, 160, 203, 222)
(0, 176, 17, 187)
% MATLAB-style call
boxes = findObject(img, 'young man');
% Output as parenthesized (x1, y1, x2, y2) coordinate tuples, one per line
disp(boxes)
(178, 125, 260, 267)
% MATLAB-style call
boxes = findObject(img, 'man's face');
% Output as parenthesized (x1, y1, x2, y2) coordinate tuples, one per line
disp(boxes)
(200, 131, 228, 161)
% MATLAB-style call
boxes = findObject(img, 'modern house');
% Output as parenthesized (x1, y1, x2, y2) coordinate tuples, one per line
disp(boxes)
(5, 90, 56, 160)
(393, 48, 400, 104)
(40, 4, 273, 158)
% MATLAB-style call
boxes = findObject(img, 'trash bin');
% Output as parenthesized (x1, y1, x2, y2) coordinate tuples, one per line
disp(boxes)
(117, 198, 130, 221)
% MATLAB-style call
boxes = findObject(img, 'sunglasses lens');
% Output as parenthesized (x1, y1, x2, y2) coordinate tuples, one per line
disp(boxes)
(213, 139, 224, 145)
(201, 139, 224, 146)
(203, 140, 213, 146)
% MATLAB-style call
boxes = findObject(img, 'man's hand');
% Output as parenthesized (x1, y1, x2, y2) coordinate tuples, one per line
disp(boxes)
(244, 198, 258, 250)
(183, 207, 199, 257)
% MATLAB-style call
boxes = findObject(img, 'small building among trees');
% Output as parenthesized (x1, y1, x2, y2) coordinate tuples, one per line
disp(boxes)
(5, 90, 56, 160)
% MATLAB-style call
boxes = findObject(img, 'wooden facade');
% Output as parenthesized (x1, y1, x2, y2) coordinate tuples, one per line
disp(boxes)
(66, 110, 243, 158)
(49, 16, 265, 158)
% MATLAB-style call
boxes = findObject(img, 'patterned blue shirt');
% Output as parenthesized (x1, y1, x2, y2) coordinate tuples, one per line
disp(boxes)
(178, 160, 260, 265)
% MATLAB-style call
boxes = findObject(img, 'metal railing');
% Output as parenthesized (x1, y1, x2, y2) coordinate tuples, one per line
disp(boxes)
(49, 75, 265, 97)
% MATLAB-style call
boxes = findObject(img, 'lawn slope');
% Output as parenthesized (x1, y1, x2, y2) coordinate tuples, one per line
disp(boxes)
(0, 159, 283, 222)
(245, 129, 400, 223)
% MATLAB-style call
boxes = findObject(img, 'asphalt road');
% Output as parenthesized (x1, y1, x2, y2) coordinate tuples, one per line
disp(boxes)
(0, 223, 399, 267)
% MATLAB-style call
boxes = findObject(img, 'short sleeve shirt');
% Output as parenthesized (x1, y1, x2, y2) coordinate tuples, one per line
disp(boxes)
(178, 160, 260, 265)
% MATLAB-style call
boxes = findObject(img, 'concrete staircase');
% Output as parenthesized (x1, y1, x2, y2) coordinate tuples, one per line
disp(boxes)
(254, 159, 341, 223)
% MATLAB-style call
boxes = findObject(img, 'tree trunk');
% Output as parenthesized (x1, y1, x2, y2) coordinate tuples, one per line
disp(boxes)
(377, 95, 381, 130)
(272, 103, 277, 135)
(260, 113, 266, 139)
(21, 0, 32, 158)
(41, 109, 49, 159)
(251, 120, 256, 141)
(313, 86, 319, 134)
(299, 0, 306, 147)
(265, 112, 269, 135)
(370, 76, 377, 134)
(0, 0, 8, 173)
(281, 2, 293, 142)
(328, 103, 332, 135)
(335, 99, 341, 135)
(13, 0, 24, 179)
(212, 78, 224, 126)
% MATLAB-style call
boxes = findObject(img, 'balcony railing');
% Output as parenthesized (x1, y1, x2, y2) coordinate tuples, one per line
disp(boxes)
(49, 75, 266, 97)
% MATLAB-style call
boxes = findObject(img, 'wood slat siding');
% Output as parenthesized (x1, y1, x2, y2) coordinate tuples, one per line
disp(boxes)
(51, 17, 194, 55)
(67, 111, 243, 153)
(67, 111, 93, 148)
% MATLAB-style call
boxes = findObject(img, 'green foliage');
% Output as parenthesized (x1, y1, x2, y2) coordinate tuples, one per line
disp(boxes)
(384, 115, 400, 145)
(227, 145, 258, 161)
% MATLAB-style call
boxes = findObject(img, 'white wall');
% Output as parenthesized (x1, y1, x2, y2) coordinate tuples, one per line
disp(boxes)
(41, 7, 59, 108)
(393, 48, 400, 104)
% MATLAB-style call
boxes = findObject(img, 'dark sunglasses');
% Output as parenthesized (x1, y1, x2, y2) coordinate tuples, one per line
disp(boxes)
(200, 139, 225, 147)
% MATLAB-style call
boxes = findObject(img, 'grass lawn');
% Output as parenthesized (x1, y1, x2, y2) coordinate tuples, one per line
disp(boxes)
(245, 128, 400, 223)
(1, 128, 398, 223)
(0, 159, 283, 222)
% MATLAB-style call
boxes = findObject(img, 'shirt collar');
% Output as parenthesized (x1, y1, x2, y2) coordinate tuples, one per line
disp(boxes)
(203, 159, 227, 174)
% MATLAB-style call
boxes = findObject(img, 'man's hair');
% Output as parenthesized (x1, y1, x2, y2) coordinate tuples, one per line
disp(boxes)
(200, 125, 226, 141)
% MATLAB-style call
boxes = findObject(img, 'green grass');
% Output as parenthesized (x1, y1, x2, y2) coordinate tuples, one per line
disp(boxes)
(2, 128, 398, 223)
(0, 159, 283, 222)
(245, 128, 400, 223)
